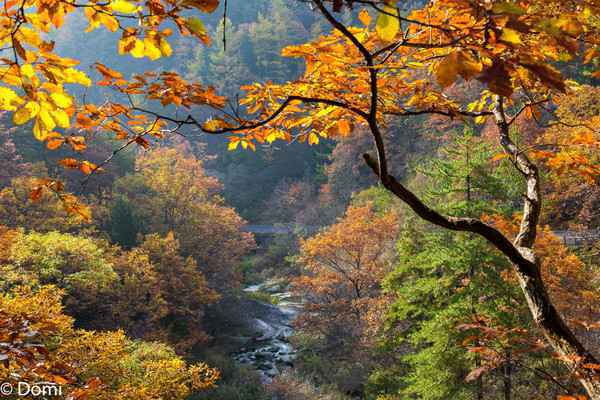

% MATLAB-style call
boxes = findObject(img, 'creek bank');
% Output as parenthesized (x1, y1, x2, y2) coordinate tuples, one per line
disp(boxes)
(232, 280, 302, 382)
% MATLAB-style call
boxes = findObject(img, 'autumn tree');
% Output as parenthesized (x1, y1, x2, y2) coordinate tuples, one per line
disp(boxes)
(292, 203, 399, 393)
(534, 86, 600, 230)
(2, 230, 118, 324)
(202, 2, 599, 396)
(0, 173, 91, 233)
(0, 227, 218, 351)
(0, 285, 219, 400)
(131, 232, 219, 351)
(1, 0, 599, 396)
(108, 147, 255, 289)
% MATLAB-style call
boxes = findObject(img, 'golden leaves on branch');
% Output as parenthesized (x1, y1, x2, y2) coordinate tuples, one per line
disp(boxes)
(0, 0, 220, 143)
(0, 0, 223, 221)
(27, 179, 92, 223)
(435, 50, 483, 88)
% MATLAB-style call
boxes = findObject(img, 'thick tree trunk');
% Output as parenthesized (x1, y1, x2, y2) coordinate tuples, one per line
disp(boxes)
(513, 250, 600, 398)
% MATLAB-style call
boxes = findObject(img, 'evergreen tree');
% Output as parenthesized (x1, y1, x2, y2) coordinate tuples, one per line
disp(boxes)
(108, 196, 140, 248)
(376, 131, 549, 399)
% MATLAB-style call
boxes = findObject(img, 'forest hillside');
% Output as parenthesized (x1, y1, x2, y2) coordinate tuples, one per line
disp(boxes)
(0, 0, 598, 399)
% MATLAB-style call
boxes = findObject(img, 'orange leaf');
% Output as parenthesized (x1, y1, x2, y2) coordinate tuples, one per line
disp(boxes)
(46, 136, 64, 150)
(338, 119, 352, 136)
(491, 153, 509, 162)
(59, 158, 80, 169)
(29, 187, 43, 202)
(358, 9, 371, 26)
(79, 161, 98, 175)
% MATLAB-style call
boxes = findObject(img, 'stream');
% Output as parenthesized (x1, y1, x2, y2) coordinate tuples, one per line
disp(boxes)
(232, 281, 301, 382)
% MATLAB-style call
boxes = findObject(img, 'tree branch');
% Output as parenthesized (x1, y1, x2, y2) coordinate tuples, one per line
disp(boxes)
(312, 0, 389, 179)
(362, 152, 537, 272)
(493, 97, 540, 248)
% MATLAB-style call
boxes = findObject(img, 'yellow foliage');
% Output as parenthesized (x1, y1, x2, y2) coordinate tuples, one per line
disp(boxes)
(0, 286, 219, 399)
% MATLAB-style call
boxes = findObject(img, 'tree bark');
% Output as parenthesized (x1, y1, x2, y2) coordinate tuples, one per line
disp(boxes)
(475, 356, 484, 400)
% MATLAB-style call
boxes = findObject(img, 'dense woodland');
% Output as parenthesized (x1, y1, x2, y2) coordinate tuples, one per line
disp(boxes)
(0, 0, 599, 399)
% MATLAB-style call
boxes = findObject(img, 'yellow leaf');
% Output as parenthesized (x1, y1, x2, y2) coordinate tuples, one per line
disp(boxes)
(32, 120, 47, 141)
(130, 39, 145, 58)
(39, 107, 56, 131)
(316, 106, 336, 118)
(20, 64, 35, 78)
(100, 14, 119, 32)
(64, 68, 92, 86)
(474, 115, 487, 124)
(0, 87, 22, 111)
(500, 28, 523, 45)
(228, 140, 240, 151)
(110, 0, 138, 14)
(308, 132, 319, 145)
(265, 131, 278, 144)
(52, 108, 70, 128)
(203, 118, 227, 131)
(13, 101, 40, 125)
(50, 92, 72, 108)
(159, 38, 172, 57)
(143, 37, 162, 60)
(376, 3, 399, 42)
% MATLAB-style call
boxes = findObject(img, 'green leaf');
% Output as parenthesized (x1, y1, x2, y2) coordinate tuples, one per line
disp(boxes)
(376, 2, 399, 42)
(184, 17, 207, 39)
(491, 2, 526, 15)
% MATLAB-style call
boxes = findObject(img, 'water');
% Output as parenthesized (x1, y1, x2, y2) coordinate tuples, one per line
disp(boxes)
(232, 281, 301, 382)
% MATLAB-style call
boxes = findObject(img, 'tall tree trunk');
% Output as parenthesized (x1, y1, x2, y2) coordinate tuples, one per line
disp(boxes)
(475, 356, 484, 400)
(512, 252, 600, 398)
(503, 350, 512, 400)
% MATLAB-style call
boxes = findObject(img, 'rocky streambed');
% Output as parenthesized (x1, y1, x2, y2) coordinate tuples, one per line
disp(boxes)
(232, 281, 301, 382)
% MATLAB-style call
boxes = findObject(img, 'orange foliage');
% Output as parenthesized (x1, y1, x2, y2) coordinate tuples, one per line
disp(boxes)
(293, 204, 399, 343)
